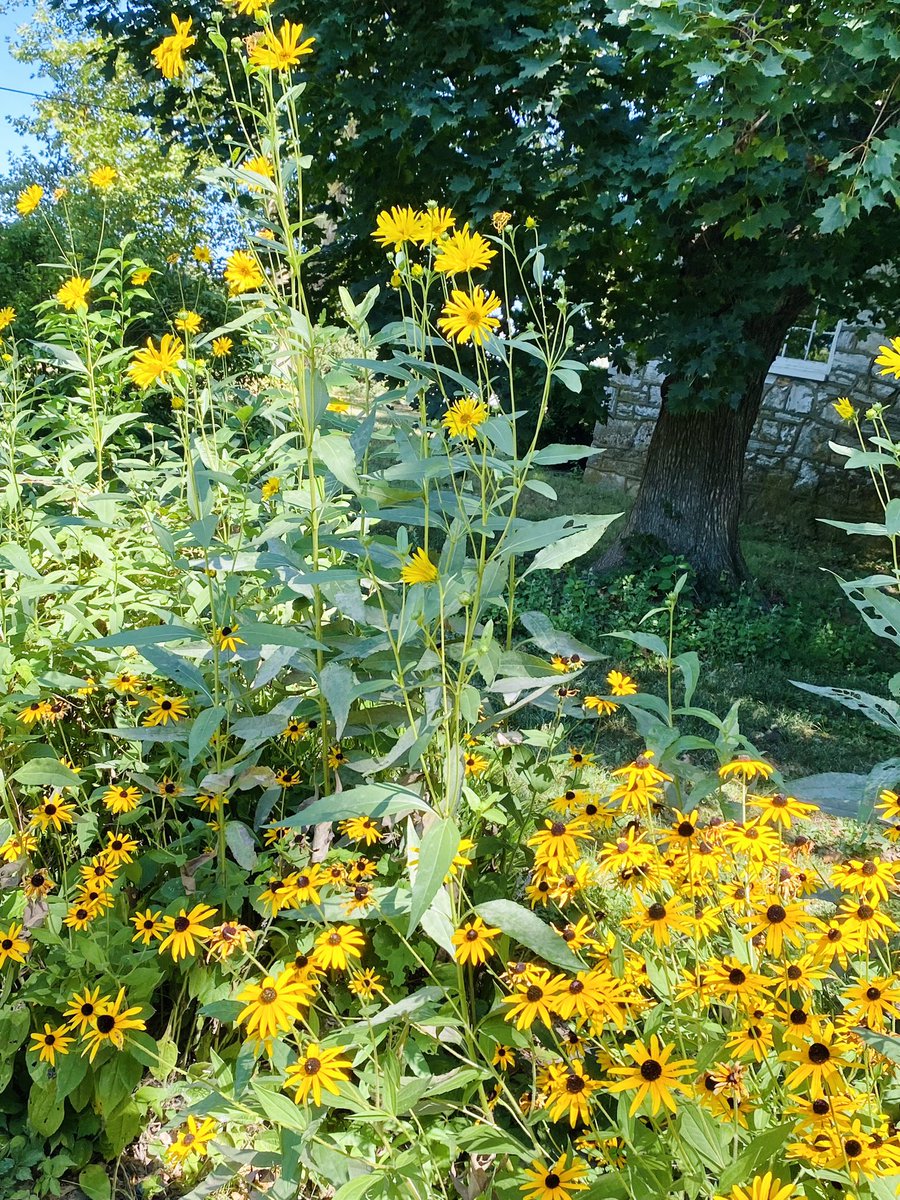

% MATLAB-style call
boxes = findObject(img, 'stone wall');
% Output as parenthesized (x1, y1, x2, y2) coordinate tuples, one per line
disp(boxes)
(588, 325, 900, 513)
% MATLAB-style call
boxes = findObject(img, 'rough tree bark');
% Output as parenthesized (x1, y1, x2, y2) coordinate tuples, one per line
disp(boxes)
(594, 293, 809, 589)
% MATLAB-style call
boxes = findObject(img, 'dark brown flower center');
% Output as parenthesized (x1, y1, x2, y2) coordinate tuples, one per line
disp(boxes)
(787, 965, 802, 981)
(96, 1015, 115, 1033)
(845, 1139, 862, 1158)
(465, 929, 479, 942)
(328, 932, 341, 945)
(728, 968, 746, 986)
(545, 1175, 560, 1189)
(790, 1009, 807, 1025)
(867, 986, 882, 1001)
(808, 1042, 830, 1064)
(862, 861, 877, 877)
(569, 980, 584, 994)
(640, 1059, 663, 1081)
(30, 873, 45, 887)
(858, 905, 874, 920)
(1, 939, 12, 950)
(565, 1074, 586, 1093)
(80, 1003, 94, 1015)
(304, 1057, 321, 1075)
(766, 904, 786, 924)
(260, 987, 277, 1004)
(648, 903, 666, 921)
(173, 916, 190, 932)
(45, 804, 57, 816)
(812, 1099, 830, 1115)
(550, 823, 566, 837)
(45, 1034, 55, 1044)
(525, 986, 543, 1003)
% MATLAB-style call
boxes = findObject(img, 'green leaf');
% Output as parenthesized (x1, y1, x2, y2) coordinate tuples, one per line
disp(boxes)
(225, 820, 258, 870)
(274, 784, 430, 829)
(78, 1165, 111, 1200)
(189, 705, 226, 763)
(407, 816, 460, 937)
(12, 756, 82, 789)
(88, 625, 196, 648)
(319, 661, 356, 739)
(316, 432, 360, 493)
(332, 1177, 382, 1200)
(474, 899, 584, 971)
(250, 1082, 308, 1133)
(522, 514, 621, 575)
(27, 1081, 65, 1136)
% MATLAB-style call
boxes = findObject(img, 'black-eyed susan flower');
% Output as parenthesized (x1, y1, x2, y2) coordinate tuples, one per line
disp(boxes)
(284, 1042, 353, 1105)
(81, 988, 146, 1061)
(207, 921, 254, 962)
(545, 1059, 600, 1126)
(0, 832, 38, 861)
(166, 1115, 219, 1164)
(714, 1173, 799, 1200)
(832, 855, 900, 902)
(520, 1153, 588, 1200)
(276, 768, 300, 788)
(65, 985, 108, 1032)
(30, 796, 75, 833)
(328, 745, 347, 769)
(527, 818, 591, 869)
(30, 1023, 74, 1066)
(841, 974, 900, 1031)
(0, 922, 29, 967)
(451, 917, 501, 967)
(347, 968, 385, 1000)
(502, 967, 564, 1030)
(143, 694, 189, 726)
(438, 286, 502, 346)
(151, 14, 196, 79)
(583, 694, 617, 716)
(838, 896, 899, 943)
(441, 395, 489, 439)
(607, 1034, 694, 1116)
(464, 750, 489, 776)
(745, 897, 814, 957)
(337, 815, 381, 846)
(157, 902, 217, 961)
(258, 874, 301, 916)
(719, 755, 774, 783)
(18, 698, 51, 725)
(23, 868, 55, 899)
(312, 924, 365, 971)
(64, 902, 99, 932)
(131, 908, 165, 946)
(236, 970, 314, 1045)
(101, 830, 139, 866)
(781, 1022, 855, 1096)
(102, 783, 142, 814)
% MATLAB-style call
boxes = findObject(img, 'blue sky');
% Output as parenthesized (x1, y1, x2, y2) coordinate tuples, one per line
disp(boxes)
(0, 2, 41, 170)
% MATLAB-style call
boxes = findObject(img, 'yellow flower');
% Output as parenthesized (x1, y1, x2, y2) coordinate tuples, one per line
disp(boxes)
(520, 1155, 588, 1200)
(372, 206, 426, 249)
(234, 0, 271, 12)
(524, 216, 537, 229)
(434, 224, 497, 274)
(714, 1174, 799, 1200)
(224, 249, 264, 295)
(284, 1042, 353, 1104)
(492, 211, 512, 233)
(212, 335, 233, 358)
(151, 14, 196, 80)
(128, 333, 184, 389)
(875, 336, 900, 379)
(249, 20, 315, 69)
(452, 917, 501, 966)
(312, 924, 365, 971)
(175, 309, 202, 334)
(56, 276, 91, 311)
(606, 669, 637, 696)
(438, 287, 502, 345)
(207, 920, 253, 961)
(442, 395, 489, 439)
(158, 903, 218, 961)
(243, 154, 275, 188)
(0, 922, 29, 967)
(400, 546, 439, 585)
(0, 306, 16, 331)
(89, 165, 117, 190)
(338, 816, 382, 846)
(583, 695, 617, 716)
(0, 832, 38, 862)
(81, 988, 146, 1061)
(214, 624, 245, 653)
(261, 475, 281, 499)
(103, 784, 142, 814)
(832, 396, 856, 421)
(131, 268, 153, 286)
(420, 205, 455, 243)
(166, 1115, 219, 1164)
(131, 908, 165, 946)
(718, 756, 773, 783)
(30, 796, 76, 833)
(30, 1023, 74, 1066)
(193, 244, 212, 263)
(606, 1034, 694, 1116)
(464, 751, 489, 776)
(143, 694, 189, 726)
(18, 698, 52, 725)
(17, 184, 44, 215)
(236, 970, 314, 1045)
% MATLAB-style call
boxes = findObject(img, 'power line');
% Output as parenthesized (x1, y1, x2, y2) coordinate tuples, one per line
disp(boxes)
(0, 84, 48, 99)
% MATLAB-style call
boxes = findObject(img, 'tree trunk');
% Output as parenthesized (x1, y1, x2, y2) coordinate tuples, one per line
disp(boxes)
(595, 298, 809, 590)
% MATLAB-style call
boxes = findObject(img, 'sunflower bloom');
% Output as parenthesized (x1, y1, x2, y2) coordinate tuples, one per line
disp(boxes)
(249, 20, 315, 69)
(372, 206, 427, 249)
(420, 205, 455, 243)
(152, 14, 196, 80)
(128, 334, 184, 389)
(56, 276, 90, 311)
(0, 306, 16, 331)
(875, 337, 900, 379)
(16, 184, 43, 215)
(400, 547, 439, 585)
(442, 396, 489, 439)
(433, 224, 497, 274)
(224, 249, 264, 295)
(89, 165, 117, 190)
(438, 287, 502, 345)
(212, 335, 233, 358)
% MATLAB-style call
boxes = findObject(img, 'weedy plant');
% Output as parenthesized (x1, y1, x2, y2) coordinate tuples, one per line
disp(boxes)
(3, 9, 900, 1200)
